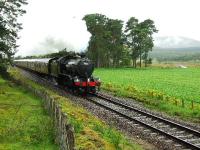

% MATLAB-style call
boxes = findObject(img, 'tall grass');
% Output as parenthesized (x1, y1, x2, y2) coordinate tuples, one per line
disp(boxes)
(0, 77, 58, 149)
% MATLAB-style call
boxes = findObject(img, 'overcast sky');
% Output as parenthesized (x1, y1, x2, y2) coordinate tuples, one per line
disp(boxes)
(16, 0, 200, 56)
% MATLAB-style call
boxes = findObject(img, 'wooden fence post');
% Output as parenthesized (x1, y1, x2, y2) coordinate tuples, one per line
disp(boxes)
(191, 100, 194, 110)
(175, 100, 178, 106)
(182, 99, 185, 108)
(66, 125, 75, 150)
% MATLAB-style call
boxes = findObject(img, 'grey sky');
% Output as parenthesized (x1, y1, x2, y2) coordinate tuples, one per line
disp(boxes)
(16, 0, 200, 56)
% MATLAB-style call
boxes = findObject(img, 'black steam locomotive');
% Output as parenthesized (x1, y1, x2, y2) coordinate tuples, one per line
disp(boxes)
(14, 53, 101, 93)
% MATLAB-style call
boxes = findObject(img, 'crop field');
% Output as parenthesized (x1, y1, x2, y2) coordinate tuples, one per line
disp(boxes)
(94, 68, 200, 121)
(95, 68, 200, 101)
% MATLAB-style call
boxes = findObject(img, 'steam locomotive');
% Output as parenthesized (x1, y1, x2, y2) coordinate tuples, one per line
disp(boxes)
(14, 53, 101, 93)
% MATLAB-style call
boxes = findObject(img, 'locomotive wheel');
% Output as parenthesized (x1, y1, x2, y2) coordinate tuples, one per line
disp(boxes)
(52, 77, 58, 86)
(57, 77, 63, 86)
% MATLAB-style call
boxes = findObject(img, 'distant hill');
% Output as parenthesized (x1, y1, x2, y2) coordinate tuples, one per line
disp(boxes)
(154, 36, 200, 48)
(150, 36, 200, 62)
(153, 47, 200, 53)
(150, 48, 200, 62)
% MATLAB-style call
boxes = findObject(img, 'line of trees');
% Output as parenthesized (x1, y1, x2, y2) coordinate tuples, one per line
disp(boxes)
(83, 14, 158, 68)
(0, 0, 27, 74)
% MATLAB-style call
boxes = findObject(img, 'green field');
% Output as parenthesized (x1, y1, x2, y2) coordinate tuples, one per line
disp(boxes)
(94, 68, 200, 121)
(0, 76, 58, 150)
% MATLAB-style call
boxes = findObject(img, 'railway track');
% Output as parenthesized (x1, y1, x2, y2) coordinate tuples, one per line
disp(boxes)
(88, 92, 200, 150)
(17, 68, 200, 150)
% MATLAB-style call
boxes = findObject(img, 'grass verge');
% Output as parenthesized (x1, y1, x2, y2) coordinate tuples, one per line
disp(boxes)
(0, 76, 58, 150)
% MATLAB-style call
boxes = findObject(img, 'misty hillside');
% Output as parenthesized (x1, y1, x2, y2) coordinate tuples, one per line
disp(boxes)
(154, 36, 200, 48)
(151, 36, 200, 62)
(150, 48, 200, 62)
(153, 47, 200, 52)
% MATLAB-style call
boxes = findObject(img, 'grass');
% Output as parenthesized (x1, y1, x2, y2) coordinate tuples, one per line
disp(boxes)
(0, 76, 58, 150)
(94, 68, 200, 122)
(9, 68, 143, 150)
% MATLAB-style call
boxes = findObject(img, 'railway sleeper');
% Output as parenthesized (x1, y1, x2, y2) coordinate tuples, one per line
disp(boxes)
(176, 134, 193, 139)
(151, 120, 158, 124)
(169, 127, 178, 132)
(185, 138, 200, 143)
(164, 139, 173, 143)
(159, 125, 170, 129)
(174, 144, 182, 147)
(194, 143, 200, 146)
(160, 127, 172, 133)
(133, 116, 146, 120)
(138, 117, 149, 122)
(156, 122, 165, 126)
(131, 123, 140, 126)
(150, 132, 157, 137)
(142, 117, 153, 122)
(174, 131, 185, 135)
(157, 136, 165, 140)
(143, 129, 151, 133)
(136, 126, 144, 130)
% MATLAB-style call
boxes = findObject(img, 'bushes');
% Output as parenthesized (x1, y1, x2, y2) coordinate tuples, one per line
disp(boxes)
(0, 63, 7, 75)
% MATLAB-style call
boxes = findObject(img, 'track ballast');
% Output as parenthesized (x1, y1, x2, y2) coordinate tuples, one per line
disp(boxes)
(88, 92, 200, 150)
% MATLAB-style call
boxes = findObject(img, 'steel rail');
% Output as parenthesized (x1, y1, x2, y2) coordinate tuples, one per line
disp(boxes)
(89, 93, 200, 150)
(94, 93, 200, 136)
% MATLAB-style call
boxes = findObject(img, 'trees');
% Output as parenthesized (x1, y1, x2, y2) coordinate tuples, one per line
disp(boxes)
(83, 14, 109, 67)
(83, 14, 124, 68)
(125, 17, 139, 68)
(139, 19, 157, 67)
(0, 0, 27, 73)
(83, 14, 157, 68)
(83, 14, 158, 68)
(125, 17, 157, 68)
(106, 19, 124, 67)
